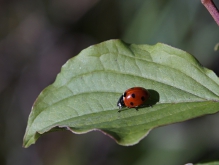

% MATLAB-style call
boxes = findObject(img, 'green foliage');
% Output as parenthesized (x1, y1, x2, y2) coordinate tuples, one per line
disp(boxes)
(195, 162, 219, 165)
(23, 39, 219, 148)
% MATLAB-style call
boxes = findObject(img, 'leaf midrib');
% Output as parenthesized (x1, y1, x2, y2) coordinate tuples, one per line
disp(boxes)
(63, 70, 218, 99)
(38, 101, 215, 136)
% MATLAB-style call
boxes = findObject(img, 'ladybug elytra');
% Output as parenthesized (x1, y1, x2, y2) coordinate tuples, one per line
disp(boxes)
(117, 87, 150, 111)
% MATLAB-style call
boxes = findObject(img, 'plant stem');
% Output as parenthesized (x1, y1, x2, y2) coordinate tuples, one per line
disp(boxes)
(201, 0, 219, 26)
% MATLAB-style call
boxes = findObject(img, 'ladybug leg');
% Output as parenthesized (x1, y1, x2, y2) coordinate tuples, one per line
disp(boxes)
(135, 107, 139, 111)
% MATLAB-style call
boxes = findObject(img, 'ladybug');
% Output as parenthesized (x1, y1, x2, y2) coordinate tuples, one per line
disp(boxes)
(117, 87, 150, 111)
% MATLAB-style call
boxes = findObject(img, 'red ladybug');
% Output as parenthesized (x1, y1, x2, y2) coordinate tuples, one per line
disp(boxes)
(117, 87, 150, 111)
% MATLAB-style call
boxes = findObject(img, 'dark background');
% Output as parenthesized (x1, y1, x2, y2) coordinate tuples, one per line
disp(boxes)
(1, 0, 219, 165)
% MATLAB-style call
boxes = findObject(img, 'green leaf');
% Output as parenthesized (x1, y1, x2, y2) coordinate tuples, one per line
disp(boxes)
(23, 39, 219, 148)
(195, 162, 219, 165)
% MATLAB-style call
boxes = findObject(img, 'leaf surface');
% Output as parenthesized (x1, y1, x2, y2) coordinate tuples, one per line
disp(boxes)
(195, 162, 219, 165)
(23, 39, 219, 148)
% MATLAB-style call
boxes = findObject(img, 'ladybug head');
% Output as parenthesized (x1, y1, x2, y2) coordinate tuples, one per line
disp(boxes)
(117, 95, 125, 109)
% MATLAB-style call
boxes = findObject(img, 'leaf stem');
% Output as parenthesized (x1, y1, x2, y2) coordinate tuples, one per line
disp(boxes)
(201, 0, 219, 26)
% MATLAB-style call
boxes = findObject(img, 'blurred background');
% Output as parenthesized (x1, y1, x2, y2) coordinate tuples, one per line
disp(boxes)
(1, 0, 219, 165)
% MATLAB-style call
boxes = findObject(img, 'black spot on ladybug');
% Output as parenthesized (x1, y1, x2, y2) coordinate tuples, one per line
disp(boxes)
(141, 96, 145, 101)
(131, 93, 135, 98)
(130, 102, 134, 106)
